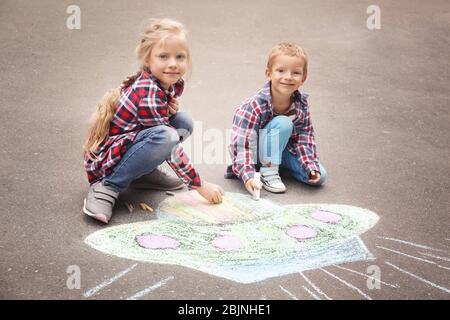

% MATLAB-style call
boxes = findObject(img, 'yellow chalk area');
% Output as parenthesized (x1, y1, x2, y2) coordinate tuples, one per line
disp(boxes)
(160, 191, 261, 224)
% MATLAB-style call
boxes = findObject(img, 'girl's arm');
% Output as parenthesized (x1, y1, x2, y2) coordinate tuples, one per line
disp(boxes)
(167, 143, 224, 204)
(166, 143, 202, 189)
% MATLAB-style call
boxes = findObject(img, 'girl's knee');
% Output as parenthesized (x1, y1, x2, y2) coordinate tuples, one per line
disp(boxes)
(180, 112, 194, 135)
(171, 112, 194, 138)
(148, 126, 180, 148)
(164, 127, 180, 146)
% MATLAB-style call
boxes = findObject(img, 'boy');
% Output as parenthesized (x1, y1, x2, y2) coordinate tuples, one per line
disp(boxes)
(225, 43, 327, 196)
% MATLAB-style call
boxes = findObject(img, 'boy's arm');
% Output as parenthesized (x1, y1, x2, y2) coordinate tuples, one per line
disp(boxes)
(291, 106, 320, 175)
(166, 143, 202, 189)
(230, 103, 260, 184)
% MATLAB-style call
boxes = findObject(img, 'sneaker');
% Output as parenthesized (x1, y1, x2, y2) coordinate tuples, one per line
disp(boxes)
(260, 166, 287, 193)
(83, 182, 119, 224)
(130, 166, 184, 191)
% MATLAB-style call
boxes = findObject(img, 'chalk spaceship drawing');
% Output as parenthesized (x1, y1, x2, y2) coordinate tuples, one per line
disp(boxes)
(85, 191, 379, 283)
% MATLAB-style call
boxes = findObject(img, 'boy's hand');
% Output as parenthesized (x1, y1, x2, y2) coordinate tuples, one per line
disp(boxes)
(168, 98, 179, 116)
(197, 180, 224, 204)
(244, 177, 262, 197)
(308, 171, 321, 184)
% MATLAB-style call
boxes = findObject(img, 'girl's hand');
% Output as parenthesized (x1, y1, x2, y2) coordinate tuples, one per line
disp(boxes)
(244, 177, 262, 197)
(308, 171, 321, 184)
(168, 98, 179, 116)
(197, 180, 225, 204)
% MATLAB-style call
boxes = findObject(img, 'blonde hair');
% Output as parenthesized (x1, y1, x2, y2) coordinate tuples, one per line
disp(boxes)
(84, 18, 190, 159)
(267, 42, 308, 81)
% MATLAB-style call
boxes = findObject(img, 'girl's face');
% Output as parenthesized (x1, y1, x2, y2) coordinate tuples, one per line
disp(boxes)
(145, 34, 189, 90)
(265, 54, 306, 98)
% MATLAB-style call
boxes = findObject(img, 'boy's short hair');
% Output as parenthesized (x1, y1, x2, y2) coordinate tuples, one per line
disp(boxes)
(267, 42, 308, 77)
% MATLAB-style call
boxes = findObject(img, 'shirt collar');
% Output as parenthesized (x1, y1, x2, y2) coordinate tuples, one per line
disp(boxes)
(141, 69, 184, 97)
(258, 81, 308, 107)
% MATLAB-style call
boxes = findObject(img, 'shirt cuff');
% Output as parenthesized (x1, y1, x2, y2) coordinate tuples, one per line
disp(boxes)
(241, 167, 255, 184)
(304, 162, 320, 176)
(187, 176, 202, 190)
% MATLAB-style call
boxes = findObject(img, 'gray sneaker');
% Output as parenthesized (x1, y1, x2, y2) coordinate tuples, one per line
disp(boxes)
(260, 167, 287, 193)
(131, 166, 184, 191)
(83, 183, 119, 224)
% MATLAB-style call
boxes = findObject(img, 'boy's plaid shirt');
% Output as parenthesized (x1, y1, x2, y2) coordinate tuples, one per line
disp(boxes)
(225, 82, 320, 183)
(84, 71, 201, 189)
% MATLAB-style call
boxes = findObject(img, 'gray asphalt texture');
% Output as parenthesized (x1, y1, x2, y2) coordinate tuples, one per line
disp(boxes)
(1, 0, 449, 300)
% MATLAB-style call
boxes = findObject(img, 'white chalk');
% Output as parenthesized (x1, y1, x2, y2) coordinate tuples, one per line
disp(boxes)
(385, 261, 450, 294)
(279, 285, 299, 300)
(83, 263, 138, 298)
(126, 276, 175, 300)
(253, 172, 261, 200)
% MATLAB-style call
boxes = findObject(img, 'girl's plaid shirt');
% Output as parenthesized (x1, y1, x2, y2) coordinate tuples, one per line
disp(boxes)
(225, 82, 320, 183)
(84, 71, 201, 189)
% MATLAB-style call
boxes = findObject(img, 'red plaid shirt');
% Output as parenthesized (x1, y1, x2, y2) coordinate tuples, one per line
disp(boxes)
(226, 81, 320, 183)
(84, 71, 201, 189)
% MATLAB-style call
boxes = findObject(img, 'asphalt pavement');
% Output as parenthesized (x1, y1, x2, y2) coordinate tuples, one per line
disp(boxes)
(1, 0, 449, 299)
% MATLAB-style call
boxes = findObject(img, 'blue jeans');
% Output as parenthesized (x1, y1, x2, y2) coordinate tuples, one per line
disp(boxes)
(259, 115, 327, 186)
(103, 112, 194, 191)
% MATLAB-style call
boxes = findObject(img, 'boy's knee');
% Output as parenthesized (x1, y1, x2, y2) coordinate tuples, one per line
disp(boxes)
(271, 116, 294, 133)
(315, 165, 327, 186)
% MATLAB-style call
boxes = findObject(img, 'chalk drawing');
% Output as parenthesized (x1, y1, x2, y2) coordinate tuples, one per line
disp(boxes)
(384, 261, 450, 295)
(126, 276, 174, 300)
(377, 246, 450, 270)
(377, 236, 447, 253)
(85, 191, 379, 284)
(332, 265, 399, 288)
(279, 285, 299, 300)
(302, 285, 321, 300)
(419, 252, 450, 263)
(320, 268, 373, 300)
(83, 263, 138, 298)
(299, 272, 333, 300)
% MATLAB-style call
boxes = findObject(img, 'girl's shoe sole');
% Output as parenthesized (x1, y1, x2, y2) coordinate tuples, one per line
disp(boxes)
(83, 199, 109, 224)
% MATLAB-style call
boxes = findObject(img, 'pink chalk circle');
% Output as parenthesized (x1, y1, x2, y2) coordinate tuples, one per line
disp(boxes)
(312, 210, 342, 224)
(212, 235, 243, 251)
(136, 234, 179, 249)
(287, 225, 317, 240)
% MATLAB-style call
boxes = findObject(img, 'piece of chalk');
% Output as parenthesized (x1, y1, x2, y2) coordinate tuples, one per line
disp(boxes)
(124, 202, 134, 213)
(253, 172, 261, 200)
(139, 202, 154, 212)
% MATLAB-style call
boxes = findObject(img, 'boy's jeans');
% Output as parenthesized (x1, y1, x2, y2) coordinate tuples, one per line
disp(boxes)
(103, 112, 193, 191)
(259, 115, 327, 186)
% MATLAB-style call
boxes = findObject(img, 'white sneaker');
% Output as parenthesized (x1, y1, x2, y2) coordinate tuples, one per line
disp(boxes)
(260, 166, 287, 193)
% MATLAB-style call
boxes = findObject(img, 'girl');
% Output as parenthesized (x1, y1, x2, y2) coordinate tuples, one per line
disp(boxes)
(83, 18, 224, 224)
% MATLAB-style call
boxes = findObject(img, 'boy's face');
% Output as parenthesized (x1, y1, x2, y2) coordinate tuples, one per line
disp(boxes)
(265, 54, 306, 98)
(145, 34, 189, 90)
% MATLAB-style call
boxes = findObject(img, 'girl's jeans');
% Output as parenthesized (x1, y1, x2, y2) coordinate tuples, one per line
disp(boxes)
(103, 112, 193, 191)
(259, 115, 327, 186)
